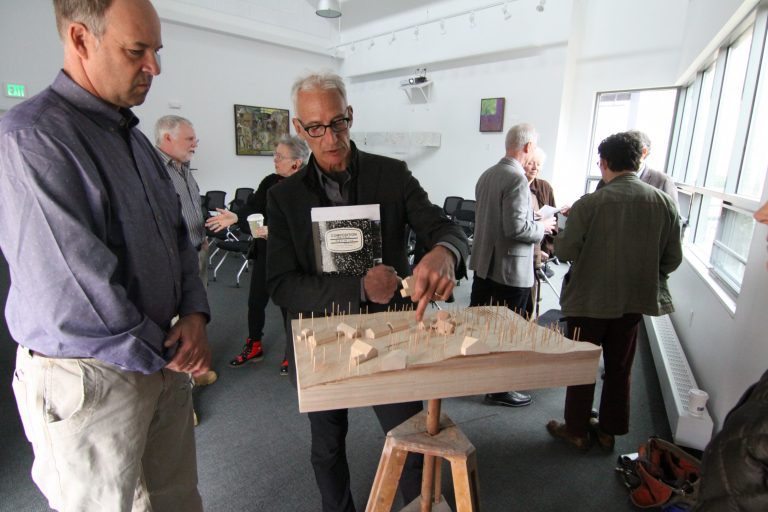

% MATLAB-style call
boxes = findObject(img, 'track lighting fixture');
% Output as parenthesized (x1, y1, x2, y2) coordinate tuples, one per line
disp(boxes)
(316, 0, 341, 18)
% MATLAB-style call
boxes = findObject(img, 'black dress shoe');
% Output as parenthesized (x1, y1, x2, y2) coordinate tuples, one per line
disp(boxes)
(484, 391, 532, 407)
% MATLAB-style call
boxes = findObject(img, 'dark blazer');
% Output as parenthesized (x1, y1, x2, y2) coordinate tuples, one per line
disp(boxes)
(266, 143, 468, 317)
(596, 165, 678, 204)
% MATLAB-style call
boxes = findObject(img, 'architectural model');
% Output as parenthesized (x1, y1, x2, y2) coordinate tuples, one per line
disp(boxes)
(292, 305, 602, 412)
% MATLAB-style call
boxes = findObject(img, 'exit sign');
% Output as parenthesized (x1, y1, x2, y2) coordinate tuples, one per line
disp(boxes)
(4, 83, 26, 98)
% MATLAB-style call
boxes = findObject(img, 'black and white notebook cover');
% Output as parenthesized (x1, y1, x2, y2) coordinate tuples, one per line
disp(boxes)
(311, 204, 382, 276)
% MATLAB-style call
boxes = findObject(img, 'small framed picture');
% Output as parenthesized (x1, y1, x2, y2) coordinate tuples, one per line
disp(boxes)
(479, 97, 505, 132)
(234, 104, 290, 155)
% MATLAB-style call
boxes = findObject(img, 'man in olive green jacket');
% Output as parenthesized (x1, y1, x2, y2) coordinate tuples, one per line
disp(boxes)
(546, 132, 682, 451)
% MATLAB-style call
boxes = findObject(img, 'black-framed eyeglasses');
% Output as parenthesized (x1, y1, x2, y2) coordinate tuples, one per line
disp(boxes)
(297, 117, 351, 138)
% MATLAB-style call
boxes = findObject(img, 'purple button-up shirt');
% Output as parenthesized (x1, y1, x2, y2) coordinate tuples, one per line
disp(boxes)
(0, 71, 209, 374)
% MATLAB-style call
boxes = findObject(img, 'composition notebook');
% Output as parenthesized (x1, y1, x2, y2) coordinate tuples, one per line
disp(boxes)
(310, 204, 383, 276)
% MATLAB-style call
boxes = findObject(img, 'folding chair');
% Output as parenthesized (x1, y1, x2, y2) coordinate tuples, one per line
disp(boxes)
(442, 196, 463, 219)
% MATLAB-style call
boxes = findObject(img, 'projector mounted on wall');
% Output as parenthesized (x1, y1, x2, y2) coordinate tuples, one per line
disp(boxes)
(400, 68, 428, 86)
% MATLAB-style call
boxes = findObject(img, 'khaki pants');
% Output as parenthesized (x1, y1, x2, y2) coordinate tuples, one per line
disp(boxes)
(198, 241, 209, 290)
(12, 347, 203, 512)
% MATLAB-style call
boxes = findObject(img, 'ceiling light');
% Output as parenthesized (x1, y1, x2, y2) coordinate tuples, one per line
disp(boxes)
(316, 0, 341, 18)
(536, 0, 545, 13)
(368, 39, 375, 49)
(350, 42, 355, 52)
(414, 26, 420, 40)
(389, 32, 396, 44)
(440, 20, 447, 35)
(502, 3, 512, 20)
(469, 12, 476, 27)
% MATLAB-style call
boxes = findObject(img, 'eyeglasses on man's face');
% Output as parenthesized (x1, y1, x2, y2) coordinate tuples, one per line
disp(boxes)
(273, 153, 291, 161)
(297, 116, 351, 138)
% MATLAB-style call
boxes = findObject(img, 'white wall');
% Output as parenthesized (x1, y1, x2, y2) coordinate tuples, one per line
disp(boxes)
(551, 0, 689, 206)
(346, 45, 567, 206)
(0, 1, 335, 202)
(0, 1, 62, 113)
(338, 0, 571, 206)
(134, 22, 335, 197)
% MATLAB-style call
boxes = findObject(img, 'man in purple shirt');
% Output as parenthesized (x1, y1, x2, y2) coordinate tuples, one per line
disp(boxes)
(0, 0, 210, 510)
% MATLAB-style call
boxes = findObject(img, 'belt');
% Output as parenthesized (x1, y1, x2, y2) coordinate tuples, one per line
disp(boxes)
(27, 348, 82, 360)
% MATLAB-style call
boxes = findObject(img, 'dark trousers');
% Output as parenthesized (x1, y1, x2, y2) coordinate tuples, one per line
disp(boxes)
(247, 239, 269, 340)
(469, 275, 530, 313)
(564, 314, 642, 436)
(308, 402, 424, 512)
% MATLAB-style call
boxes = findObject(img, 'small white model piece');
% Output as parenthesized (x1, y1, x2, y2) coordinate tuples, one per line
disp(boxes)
(433, 311, 456, 335)
(309, 330, 338, 348)
(400, 276, 415, 298)
(460, 336, 490, 355)
(337, 322, 361, 339)
(350, 339, 378, 365)
(380, 349, 408, 371)
(388, 319, 410, 333)
(301, 328, 314, 338)
(365, 324, 390, 339)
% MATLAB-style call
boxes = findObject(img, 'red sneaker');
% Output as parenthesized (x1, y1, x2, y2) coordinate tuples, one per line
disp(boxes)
(280, 358, 289, 376)
(229, 339, 263, 367)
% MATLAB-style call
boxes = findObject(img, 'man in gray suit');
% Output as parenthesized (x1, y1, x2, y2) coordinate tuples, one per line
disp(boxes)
(596, 130, 678, 205)
(470, 123, 557, 407)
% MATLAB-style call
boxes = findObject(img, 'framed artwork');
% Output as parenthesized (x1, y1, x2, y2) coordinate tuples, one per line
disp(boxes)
(479, 97, 505, 132)
(234, 104, 290, 155)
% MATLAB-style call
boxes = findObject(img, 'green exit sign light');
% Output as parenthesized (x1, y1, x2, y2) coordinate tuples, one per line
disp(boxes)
(5, 83, 26, 98)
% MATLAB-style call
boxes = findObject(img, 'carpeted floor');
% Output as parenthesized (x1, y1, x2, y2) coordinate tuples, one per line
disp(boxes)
(0, 254, 671, 511)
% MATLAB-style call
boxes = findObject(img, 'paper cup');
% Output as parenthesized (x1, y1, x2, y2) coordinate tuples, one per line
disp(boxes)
(687, 388, 709, 417)
(247, 213, 264, 234)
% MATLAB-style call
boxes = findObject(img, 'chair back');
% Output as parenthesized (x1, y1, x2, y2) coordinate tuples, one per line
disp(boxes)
(229, 187, 254, 213)
(453, 199, 476, 238)
(204, 190, 227, 212)
(443, 196, 463, 218)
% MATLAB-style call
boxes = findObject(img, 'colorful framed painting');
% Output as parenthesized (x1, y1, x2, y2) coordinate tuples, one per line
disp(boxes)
(479, 97, 505, 132)
(234, 104, 290, 155)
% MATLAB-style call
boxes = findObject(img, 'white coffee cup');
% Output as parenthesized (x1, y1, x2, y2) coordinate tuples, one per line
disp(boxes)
(688, 388, 709, 417)
(247, 213, 264, 234)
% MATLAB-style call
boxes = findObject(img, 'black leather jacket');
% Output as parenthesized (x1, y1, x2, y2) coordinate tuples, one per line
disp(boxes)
(693, 370, 768, 511)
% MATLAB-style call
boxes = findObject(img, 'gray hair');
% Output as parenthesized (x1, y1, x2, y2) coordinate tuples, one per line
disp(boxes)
(505, 123, 538, 152)
(154, 115, 193, 145)
(291, 71, 348, 113)
(626, 130, 651, 153)
(277, 135, 310, 163)
(53, 0, 112, 40)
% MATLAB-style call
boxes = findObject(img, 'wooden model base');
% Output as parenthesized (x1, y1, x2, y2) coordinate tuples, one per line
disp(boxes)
(292, 306, 601, 413)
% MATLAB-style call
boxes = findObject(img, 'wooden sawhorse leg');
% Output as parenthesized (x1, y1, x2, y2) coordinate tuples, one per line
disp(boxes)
(366, 399, 480, 512)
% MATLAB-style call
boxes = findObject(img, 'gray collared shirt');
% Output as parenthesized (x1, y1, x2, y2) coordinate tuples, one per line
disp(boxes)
(0, 71, 209, 374)
(156, 149, 206, 248)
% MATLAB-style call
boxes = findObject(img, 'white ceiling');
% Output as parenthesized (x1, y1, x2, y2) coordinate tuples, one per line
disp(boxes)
(153, 0, 525, 55)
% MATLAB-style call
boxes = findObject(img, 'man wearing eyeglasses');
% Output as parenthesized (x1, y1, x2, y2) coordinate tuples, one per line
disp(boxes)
(266, 72, 469, 512)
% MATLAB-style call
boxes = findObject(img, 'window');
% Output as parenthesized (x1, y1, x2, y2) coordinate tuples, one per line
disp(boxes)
(668, 8, 768, 297)
(738, 38, 768, 197)
(706, 29, 753, 191)
(585, 88, 678, 189)
(685, 66, 715, 186)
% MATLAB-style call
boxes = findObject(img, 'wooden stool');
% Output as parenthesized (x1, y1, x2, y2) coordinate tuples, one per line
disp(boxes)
(366, 400, 480, 512)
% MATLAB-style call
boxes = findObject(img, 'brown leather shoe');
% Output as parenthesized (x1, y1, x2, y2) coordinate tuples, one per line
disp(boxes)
(546, 420, 591, 451)
(588, 418, 615, 451)
(193, 370, 218, 386)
